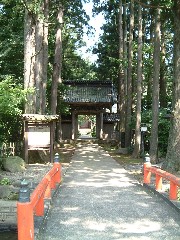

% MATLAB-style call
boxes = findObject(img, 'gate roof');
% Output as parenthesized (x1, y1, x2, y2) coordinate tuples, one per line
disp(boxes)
(63, 80, 117, 105)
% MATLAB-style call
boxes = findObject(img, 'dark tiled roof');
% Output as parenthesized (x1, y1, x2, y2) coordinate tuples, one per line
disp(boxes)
(63, 80, 116, 104)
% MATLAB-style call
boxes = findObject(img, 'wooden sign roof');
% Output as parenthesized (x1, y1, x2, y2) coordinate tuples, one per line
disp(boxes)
(22, 114, 59, 122)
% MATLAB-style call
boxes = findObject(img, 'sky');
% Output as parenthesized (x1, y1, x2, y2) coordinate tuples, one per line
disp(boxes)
(78, 1, 105, 63)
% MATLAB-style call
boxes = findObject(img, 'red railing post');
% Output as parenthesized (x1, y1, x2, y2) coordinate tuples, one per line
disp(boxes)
(143, 162, 151, 184)
(54, 162, 61, 183)
(17, 180, 34, 240)
(34, 193, 44, 216)
(54, 153, 62, 184)
(155, 174, 162, 191)
(169, 181, 178, 200)
(50, 168, 56, 189)
(17, 202, 34, 240)
(44, 175, 52, 199)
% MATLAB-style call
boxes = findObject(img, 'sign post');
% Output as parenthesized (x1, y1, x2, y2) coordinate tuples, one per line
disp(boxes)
(141, 126, 147, 157)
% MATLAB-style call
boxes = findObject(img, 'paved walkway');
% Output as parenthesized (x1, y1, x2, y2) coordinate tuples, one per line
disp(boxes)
(39, 143, 180, 240)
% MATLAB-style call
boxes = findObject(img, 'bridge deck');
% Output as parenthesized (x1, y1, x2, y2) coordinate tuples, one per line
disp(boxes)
(39, 143, 180, 240)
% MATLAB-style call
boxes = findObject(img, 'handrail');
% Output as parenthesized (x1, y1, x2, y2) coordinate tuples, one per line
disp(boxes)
(17, 154, 62, 240)
(143, 162, 180, 201)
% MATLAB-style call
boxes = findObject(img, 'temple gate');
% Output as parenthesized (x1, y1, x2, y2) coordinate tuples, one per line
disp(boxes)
(62, 80, 120, 140)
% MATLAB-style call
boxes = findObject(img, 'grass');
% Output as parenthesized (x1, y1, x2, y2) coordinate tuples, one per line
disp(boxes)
(112, 153, 142, 165)
(101, 144, 142, 165)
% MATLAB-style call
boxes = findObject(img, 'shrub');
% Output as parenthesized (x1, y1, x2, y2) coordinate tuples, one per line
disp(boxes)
(0, 76, 26, 143)
(0, 177, 11, 185)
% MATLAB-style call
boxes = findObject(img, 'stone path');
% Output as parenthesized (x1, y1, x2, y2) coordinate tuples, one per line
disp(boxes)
(39, 143, 180, 240)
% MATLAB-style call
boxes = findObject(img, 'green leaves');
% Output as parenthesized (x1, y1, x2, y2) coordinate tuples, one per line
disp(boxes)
(0, 0, 24, 78)
(0, 177, 11, 185)
(0, 76, 26, 115)
(0, 76, 27, 143)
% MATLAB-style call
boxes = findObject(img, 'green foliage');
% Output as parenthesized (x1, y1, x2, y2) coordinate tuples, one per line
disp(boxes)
(1, 0, 94, 83)
(0, 0, 95, 114)
(48, 0, 94, 81)
(46, 81, 70, 115)
(91, 126, 96, 137)
(62, 53, 96, 80)
(0, 0, 175, 161)
(0, 76, 26, 115)
(93, 34, 119, 82)
(91, 0, 120, 83)
(56, 84, 71, 115)
(158, 110, 170, 156)
(78, 115, 96, 137)
(0, 177, 11, 185)
(0, 76, 26, 143)
(178, 189, 180, 201)
(0, 157, 3, 169)
(0, 0, 24, 78)
(131, 108, 170, 156)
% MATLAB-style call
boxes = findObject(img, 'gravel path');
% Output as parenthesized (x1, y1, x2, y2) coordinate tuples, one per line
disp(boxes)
(39, 143, 180, 240)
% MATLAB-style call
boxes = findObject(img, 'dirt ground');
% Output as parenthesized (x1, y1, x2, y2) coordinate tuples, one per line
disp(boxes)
(0, 142, 76, 201)
(0, 142, 143, 193)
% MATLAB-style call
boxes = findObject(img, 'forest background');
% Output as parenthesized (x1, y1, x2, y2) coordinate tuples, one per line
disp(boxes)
(0, 0, 180, 173)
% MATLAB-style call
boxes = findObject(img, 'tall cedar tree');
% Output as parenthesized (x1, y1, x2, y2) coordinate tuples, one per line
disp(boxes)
(163, 0, 180, 172)
(125, 0, 134, 148)
(149, 8, 161, 163)
(132, 4, 142, 158)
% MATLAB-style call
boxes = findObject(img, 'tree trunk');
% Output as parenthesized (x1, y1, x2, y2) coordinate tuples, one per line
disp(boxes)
(35, 8, 44, 113)
(51, 4, 63, 142)
(146, 12, 154, 110)
(125, 0, 134, 148)
(118, 1, 123, 61)
(51, 4, 63, 115)
(24, 1, 48, 114)
(149, 8, 161, 163)
(162, 0, 180, 172)
(42, 0, 49, 114)
(122, 1, 128, 147)
(118, 0, 125, 147)
(123, 0, 128, 97)
(132, 4, 142, 158)
(24, 6, 36, 114)
(35, 0, 49, 114)
(159, 23, 167, 108)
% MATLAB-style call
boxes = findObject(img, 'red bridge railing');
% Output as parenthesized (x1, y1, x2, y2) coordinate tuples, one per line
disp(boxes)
(144, 161, 180, 201)
(17, 154, 62, 240)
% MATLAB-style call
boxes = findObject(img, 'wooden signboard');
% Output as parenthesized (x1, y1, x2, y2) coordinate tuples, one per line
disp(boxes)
(28, 126, 50, 148)
(23, 114, 59, 163)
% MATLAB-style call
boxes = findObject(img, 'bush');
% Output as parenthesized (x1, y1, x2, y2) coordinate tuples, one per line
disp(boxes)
(0, 178, 11, 185)
(0, 76, 26, 143)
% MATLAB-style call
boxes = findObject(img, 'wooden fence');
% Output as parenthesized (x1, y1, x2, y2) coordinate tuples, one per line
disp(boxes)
(0, 142, 15, 157)
(0, 142, 23, 157)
